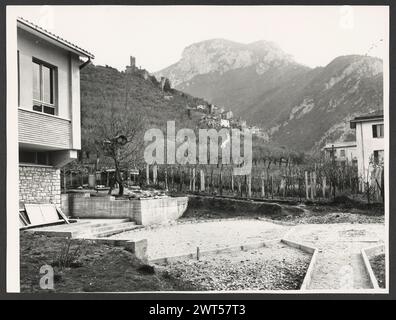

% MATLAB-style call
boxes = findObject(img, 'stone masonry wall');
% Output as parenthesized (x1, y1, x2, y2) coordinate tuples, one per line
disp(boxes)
(19, 165, 61, 206)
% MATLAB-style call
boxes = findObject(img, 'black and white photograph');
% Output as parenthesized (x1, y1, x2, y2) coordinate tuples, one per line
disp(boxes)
(3, 3, 391, 297)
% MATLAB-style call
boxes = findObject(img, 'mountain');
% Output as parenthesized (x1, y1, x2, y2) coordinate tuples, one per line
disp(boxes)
(155, 39, 383, 152)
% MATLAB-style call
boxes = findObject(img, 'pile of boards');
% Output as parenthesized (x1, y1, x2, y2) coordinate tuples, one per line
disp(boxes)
(19, 204, 70, 229)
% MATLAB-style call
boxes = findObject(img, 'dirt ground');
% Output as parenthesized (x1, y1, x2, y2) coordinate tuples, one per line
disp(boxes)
(20, 232, 194, 293)
(157, 242, 311, 291)
(20, 195, 385, 292)
(182, 200, 384, 225)
(370, 254, 386, 288)
(110, 219, 287, 260)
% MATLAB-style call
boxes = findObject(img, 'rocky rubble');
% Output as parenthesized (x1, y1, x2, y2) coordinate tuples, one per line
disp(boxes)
(158, 243, 310, 291)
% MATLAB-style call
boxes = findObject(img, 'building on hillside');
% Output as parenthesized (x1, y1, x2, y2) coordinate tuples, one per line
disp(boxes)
(220, 119, 230, 128)
(350, 110, 384, 182)
(125, 55, 136, 73)
(220, 110, 233, 120)
(217, 107, 225, 114)
(322, 141, 358, 166)
(17, 17, 94, 206)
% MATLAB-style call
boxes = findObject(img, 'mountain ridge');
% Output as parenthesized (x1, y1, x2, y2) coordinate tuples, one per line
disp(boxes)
(155, 39, 383, 152)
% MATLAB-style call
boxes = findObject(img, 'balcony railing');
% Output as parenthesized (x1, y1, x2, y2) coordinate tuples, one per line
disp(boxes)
(18, 108, 72, 150)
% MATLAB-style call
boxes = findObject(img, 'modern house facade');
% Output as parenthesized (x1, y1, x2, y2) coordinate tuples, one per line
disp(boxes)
(17, 18, 94, 206)
(350, 111, 384, 182)
(323, 141, 358, 166)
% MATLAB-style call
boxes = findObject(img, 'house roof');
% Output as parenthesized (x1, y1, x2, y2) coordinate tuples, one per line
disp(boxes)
(350, 110, 383, 128)
(17, 17, 94, 59)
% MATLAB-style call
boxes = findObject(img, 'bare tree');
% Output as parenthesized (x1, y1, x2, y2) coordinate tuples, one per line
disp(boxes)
(87, 86, 145, 196)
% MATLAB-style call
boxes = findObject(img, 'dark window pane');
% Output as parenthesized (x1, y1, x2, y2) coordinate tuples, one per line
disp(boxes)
(33, 104, 42, 112)
(42, 65, 52, 104)
(44, 106, 55, 115)
(19, 151, 36, 164)
(37, 152, 49, 165)
(33, 62, 40, 100)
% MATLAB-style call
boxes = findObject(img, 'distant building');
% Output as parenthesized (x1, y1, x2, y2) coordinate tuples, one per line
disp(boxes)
(249, 126, 261, 135)
(239, 120, 247, 129)
(222, 110, 233, 120)
(323, 141, 358, 166)
(125, 55, 137, 73)
(220, 119, 230, 128)
(350, 110, 384, 180)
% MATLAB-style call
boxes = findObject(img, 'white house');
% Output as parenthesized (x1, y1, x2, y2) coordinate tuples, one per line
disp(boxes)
(350, 111, 384, 181)
(323, 141, 358, 166)
(17, 18, 94, 206)
(220, 119, 230, 128)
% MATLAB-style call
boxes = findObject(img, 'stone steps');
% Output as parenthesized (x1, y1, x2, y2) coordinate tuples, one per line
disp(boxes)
(29, 219, 134, 238)
(73, 222, 139, 238)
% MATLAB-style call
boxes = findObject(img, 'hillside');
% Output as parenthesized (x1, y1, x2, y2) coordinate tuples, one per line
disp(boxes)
(79, 63, 302, 164)
(80, 63, 210, 154)
(155, 39, 383, 152)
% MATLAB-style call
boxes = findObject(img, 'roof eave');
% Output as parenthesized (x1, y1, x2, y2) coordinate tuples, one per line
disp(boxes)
(17, 18, 94, 59)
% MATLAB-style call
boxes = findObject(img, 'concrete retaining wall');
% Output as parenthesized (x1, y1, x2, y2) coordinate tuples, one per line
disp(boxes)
(61, 193, 188, 225)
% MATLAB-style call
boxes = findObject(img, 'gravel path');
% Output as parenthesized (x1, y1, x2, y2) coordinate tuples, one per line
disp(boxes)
(110, 219, 289, 260)
(158, 242, 311, 291)
(285, 223, 385, 290)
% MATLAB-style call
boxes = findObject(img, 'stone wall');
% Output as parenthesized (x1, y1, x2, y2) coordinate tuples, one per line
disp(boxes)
(19, 164, 61, 206)
(61, 193, 188, 225)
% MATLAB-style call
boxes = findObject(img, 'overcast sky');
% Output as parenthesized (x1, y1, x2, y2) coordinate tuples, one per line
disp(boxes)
(9, 5, 389, 72)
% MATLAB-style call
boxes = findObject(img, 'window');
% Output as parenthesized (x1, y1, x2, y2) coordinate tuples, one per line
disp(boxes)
(373, 150, 384, 165)
(32, 59, 56, 115)
(372, 124, 384, 138)
(19, 151, 50, 165)
(340, 149, 346, 157)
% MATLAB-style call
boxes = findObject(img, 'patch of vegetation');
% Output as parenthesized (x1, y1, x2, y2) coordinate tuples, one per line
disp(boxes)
(20, 232, 193, 292)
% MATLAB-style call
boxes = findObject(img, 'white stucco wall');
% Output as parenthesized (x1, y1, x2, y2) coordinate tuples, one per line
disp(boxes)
(355, 120, 384, 179)
(17, 27, 81, 150)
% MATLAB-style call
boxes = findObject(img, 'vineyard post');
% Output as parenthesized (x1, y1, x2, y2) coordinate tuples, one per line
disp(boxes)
(200, 169, 205, 192)
(247, 174, 252, 198)
(192, 167, 196, 192)
(153, 164, 158, 185)
(271, 175, 274, 199)
(146, 163, 150, 185)
(164, 165, 168, 190)
(231, 168, 234, 193)
(305, 171, 309, 200)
